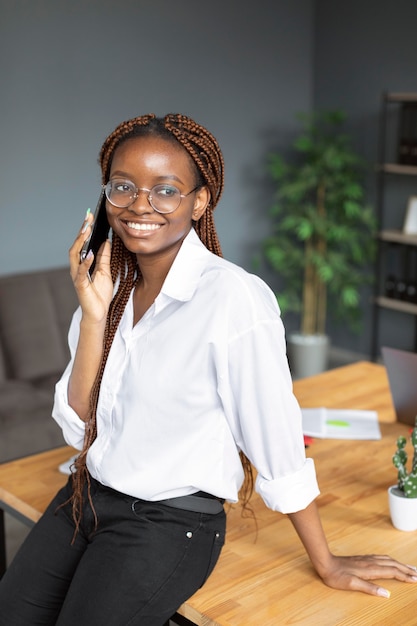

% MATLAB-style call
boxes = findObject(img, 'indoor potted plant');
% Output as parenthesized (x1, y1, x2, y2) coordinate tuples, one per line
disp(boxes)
(261, 110, 377, 378)
(389, 418, 417, 531)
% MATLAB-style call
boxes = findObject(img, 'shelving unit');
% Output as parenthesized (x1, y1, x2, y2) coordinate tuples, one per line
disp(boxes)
(380, 163, 417, 175)
(371, 92, 417, 359)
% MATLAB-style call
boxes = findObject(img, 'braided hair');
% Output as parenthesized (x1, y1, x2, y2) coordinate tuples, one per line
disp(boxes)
(68, 113, 253, 536)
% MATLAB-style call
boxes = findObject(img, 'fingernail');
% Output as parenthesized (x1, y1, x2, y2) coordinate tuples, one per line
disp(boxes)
(407, 564, 417, 571)
(86, 250, 93, 259)
(81, 209, 91, 234)
(377, 587, 391, 598)
(411, 576, 417, 582)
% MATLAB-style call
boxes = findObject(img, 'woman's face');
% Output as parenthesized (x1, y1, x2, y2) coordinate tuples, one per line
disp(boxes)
(106, 135, 209, 265)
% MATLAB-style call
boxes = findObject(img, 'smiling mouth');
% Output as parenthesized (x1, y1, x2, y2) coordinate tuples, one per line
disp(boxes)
(126, 222, 162, 231)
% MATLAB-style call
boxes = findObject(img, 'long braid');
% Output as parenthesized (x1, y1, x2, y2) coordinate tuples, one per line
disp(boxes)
(163, 113, 224, 257)
(69, 234, 139, 537)
(68, 113, 253, 535)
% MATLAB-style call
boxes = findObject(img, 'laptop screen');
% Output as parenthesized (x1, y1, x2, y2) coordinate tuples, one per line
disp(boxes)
(382, 346, 417, 426)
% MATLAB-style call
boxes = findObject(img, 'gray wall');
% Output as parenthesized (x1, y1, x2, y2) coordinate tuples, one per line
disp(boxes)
(0, 0, 313, 275)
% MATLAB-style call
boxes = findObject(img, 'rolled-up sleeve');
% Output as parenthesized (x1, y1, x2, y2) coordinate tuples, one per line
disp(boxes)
(52, 307, 86, 450)
(256, 458, 319, 512)
(227, 305, 320, 513)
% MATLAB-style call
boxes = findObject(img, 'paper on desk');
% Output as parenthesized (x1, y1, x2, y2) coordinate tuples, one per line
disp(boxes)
(301, 407, 381, 440)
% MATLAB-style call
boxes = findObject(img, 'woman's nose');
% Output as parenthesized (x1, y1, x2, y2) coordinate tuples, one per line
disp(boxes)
(128, 189, 153, 213)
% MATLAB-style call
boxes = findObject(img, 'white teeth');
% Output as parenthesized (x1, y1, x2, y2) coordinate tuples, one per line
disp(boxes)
(127, 222, 161, 231)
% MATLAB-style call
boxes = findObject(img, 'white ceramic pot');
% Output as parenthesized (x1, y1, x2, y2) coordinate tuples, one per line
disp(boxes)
(286, 333, 329, 379)
(388, 485, 417, 531)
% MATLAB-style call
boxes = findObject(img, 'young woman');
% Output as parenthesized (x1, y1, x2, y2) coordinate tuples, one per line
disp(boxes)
(0, 113, 416, 625)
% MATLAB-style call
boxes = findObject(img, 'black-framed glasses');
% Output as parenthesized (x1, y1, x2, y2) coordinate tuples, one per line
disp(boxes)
(104, 179, 199, 214)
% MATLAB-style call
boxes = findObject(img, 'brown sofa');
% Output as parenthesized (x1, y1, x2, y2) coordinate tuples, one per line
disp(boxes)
(0, 267, 78, 462)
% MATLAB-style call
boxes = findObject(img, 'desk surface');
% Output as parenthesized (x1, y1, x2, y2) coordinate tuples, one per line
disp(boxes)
(1, 362, 416, 625)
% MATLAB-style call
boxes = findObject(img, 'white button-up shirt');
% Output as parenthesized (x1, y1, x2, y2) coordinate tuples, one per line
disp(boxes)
(53, 228, 319, 513)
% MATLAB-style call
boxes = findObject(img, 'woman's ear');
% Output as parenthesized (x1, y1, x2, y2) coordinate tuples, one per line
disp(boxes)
(192, 186, 210, 221)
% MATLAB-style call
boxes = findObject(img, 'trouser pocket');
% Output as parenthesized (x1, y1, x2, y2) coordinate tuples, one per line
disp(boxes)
(199, 525, 225, 587)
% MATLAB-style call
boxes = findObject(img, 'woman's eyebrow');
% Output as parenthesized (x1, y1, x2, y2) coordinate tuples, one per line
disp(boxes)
(110, 170, 184, 184)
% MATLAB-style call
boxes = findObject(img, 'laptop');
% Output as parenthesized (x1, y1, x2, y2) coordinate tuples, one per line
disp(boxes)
(382, 346, 417, 426)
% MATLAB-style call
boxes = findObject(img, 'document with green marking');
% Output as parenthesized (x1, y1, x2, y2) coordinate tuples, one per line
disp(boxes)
(301, 408, 381, 440)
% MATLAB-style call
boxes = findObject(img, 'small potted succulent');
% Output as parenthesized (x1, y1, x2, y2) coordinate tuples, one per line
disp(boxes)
(388, 417, 417, 531)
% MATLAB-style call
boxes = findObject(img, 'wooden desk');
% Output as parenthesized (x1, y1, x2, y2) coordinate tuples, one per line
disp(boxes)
(1, 362, 415, 625)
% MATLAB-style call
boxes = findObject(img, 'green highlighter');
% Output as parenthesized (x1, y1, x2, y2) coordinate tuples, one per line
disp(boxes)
(326, 419, 349, 427)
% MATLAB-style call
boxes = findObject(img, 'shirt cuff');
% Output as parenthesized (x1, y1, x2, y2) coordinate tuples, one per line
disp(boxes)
(255, 458, 320, 513)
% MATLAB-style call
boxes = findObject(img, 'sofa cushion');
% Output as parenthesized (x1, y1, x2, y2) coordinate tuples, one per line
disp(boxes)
(0, 344, 6, 383)
(0, 268, 77, 382)
(0, 382, 66, 462)
(0, 380, 52, 415)
(44, 268, 78, 358)
(34, 373, 62, 394)
(0, 415, 66, 462)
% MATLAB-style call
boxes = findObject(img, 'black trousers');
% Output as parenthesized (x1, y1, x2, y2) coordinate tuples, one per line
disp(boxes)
(0, 477, 225, 626)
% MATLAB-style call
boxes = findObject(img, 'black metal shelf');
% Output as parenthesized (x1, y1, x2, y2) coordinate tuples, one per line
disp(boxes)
(384, 92, 417, 103)
(375, 296, 417, 315)
(379, 163, 417, 175)
(379, 229, 417, 245)
(371, 93, 417, 358)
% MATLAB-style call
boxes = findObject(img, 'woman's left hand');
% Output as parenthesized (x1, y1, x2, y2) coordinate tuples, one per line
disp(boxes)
(320, 554, 417, 597)
(288, 501, 417, 597)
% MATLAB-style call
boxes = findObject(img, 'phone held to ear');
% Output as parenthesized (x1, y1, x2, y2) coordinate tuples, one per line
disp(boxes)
(80, 190, 110, 275)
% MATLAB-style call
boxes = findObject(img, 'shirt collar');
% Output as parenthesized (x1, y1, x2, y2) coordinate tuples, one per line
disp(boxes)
(158, 228, 212, 304)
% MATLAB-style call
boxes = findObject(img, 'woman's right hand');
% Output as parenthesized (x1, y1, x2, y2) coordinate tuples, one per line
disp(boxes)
(69, 210, 114, 325)
(67, 211, 114, 420)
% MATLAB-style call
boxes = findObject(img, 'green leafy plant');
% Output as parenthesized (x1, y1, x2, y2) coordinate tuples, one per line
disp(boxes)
(392, 418, 417, 498)
(262, 110, 377, 335)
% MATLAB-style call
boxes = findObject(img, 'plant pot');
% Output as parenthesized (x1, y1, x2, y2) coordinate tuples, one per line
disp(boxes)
(388, 485, 417, 531)
(286, 333, 329, 379)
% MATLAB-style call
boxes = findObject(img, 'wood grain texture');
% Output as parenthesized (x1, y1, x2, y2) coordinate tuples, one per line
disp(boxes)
(1, 362, 415, 625)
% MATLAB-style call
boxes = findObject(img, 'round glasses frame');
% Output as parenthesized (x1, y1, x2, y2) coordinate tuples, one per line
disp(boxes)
(104, 179, 200, 214)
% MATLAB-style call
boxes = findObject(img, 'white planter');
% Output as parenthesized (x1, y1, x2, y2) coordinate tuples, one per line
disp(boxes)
(287, 333, 329, 379)
(388, 485, 417, 531)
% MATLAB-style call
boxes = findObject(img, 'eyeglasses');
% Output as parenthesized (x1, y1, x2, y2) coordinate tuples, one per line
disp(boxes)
(104, 179, 199, 214)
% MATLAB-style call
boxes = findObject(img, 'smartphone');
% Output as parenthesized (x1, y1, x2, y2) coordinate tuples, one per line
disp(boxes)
(80, 189, 110, 275)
